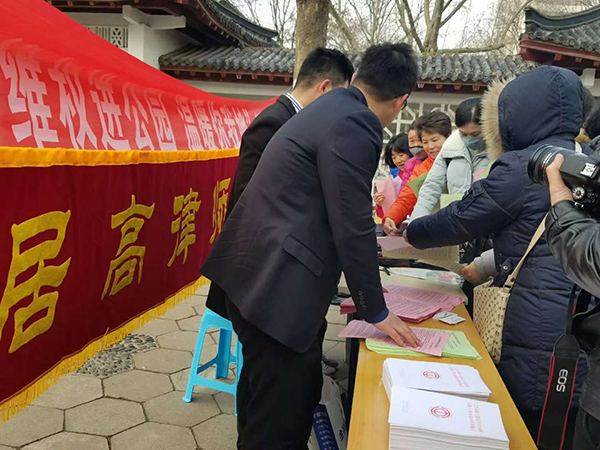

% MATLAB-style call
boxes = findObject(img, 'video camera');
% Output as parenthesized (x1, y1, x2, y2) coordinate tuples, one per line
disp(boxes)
(529, 144, 600, 213)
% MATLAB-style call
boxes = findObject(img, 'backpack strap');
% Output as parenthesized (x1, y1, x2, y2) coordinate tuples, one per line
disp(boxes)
(503, 216, 547, 291)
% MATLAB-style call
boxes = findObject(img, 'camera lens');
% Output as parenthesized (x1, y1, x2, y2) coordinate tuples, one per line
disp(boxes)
(528, 145, 572, 186)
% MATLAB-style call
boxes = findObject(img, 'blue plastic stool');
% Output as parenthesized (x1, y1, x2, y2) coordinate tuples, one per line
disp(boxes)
(183, 309, 243, 414)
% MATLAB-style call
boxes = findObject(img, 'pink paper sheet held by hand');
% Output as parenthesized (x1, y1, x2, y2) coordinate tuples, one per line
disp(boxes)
(377, 236, 413, 251)
(376, 179, 397, 214)
(338, 320, 451, 357)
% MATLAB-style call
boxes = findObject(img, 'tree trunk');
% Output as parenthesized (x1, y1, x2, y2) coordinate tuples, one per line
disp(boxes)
(294, 0, 329, 79)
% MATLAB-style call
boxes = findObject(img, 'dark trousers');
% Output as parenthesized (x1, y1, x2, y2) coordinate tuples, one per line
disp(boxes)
(225, 297, 325, 450)
(573, 409, 600, 450)
(520, 407, 578, 450)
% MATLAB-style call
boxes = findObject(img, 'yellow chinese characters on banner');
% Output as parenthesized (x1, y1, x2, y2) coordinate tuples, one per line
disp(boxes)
(168, 188, 201, 267)
(0, 211, 71, 353)
(210, 178, 231, 244)
(103, 195, 155, 299)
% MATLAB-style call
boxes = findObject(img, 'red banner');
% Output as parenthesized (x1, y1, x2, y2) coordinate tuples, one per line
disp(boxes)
(0, 0, 272, 417)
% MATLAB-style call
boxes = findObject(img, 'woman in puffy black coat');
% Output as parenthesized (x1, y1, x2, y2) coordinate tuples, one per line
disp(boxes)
(406, 66, 588, 444)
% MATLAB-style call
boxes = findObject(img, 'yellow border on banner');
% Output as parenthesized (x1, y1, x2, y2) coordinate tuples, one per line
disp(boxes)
(1, 276, 210, 422)
(0, 146, 240, 168)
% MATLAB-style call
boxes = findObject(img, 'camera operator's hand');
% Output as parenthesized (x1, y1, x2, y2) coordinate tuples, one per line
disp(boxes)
(546, 154, 574, 207)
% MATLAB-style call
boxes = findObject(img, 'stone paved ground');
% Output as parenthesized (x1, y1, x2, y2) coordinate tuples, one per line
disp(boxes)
(0, 284, 349, 450)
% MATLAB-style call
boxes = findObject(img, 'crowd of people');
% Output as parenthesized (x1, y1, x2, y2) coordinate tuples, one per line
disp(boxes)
(201, 41, 600, 450)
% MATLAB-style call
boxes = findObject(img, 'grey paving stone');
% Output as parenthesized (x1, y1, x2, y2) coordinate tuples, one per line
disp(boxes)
(0, 446, 13, 450)
(177, 315, 203, 332)
(214, 392, 235, 415)
(194, 303, 207, 315)
(132, 318, 178, 337)
(322, 339, 338, 353)
(170, 367, 221, 396)
(159, 304, 196, 321)
(193, 414, 238, 450)
(132, 348, 192, 374)
(0, 406, 63, 447)
(157, 330, 199, 352)
(32, 374, 102, 410)
(326, 305, 347, 325)
(21, 432, 109, 450)
(196, 284, 210, 296)
(325, 342, 346, 364)
(324, 323, 346, 342)
(112, 423, 196, 450)
(181, 295, 207, 308)
(143, 391, 220, 427)
(104, 370, 173, 402)
(77, 334, 156, 378)
(65, 398, 144, 436)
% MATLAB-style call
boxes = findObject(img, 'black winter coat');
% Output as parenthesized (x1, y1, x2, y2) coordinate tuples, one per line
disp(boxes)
(407, 66, 588, 412)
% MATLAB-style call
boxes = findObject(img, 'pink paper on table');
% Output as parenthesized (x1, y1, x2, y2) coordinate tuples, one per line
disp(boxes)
(340, 284, 464, 321)
(338, 320, 451, 356)
(385, 284, 464, 312)
(376, 179, 397, 214)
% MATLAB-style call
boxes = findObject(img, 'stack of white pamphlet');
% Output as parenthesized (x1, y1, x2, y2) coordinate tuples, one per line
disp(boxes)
(389, 387, 509, 450)
(383, 359, 491, 401)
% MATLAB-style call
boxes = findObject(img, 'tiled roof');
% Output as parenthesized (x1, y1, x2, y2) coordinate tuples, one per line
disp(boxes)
(160, 46, 537, 84)
(204, 0, 278, 47)
(525, 6, 600, 54)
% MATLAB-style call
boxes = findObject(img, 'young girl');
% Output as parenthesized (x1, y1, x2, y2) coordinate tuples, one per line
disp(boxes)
(382, 111, 452, 234)
(410, 97, 490, 221)
(399, 118, 427, 189)
(374, 134, 412, 218)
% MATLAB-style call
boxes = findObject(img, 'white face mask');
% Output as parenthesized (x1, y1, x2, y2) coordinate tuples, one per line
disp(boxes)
(461, 136, 486, 153)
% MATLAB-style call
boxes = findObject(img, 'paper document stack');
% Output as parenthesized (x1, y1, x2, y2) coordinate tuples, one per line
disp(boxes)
(388, 387, 509, 450)
(382, 359, 491, 401)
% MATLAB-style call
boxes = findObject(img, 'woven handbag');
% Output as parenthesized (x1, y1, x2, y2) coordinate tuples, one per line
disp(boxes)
(473, 218, 546, 364)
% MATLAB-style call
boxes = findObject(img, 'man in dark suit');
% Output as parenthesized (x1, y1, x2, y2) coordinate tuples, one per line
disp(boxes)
(206, 48, 355, 320)
(202, 43, 420, 449)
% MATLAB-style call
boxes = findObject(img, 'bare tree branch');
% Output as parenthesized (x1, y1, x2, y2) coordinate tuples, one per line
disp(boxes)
(495, 0, 535, 43)
(396, 0, 425, 52)
(424, 0, 432, 28)
(328, 0, 362, 53)
(440, 0, 468, 27)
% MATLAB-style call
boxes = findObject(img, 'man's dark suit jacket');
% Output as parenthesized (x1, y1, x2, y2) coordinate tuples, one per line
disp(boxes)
(202, 86, 388, 352)
(206, 95, 297, 317)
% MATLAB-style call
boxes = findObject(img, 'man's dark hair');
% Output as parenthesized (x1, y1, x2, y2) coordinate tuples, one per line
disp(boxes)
(354, 43, 418, 102)
(584, 107, 600, 140)
(455, 97, 482, 128)
(295, 48, 354, 89)
(416, 111, 452, 138)
(383, 134, 412, 168)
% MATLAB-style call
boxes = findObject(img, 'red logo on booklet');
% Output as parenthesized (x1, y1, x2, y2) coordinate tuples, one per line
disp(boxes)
(429, 406, 452, 419)
(422, 371, 441, 380)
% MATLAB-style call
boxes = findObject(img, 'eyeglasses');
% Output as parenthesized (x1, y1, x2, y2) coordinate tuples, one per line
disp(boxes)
(401, 94, 410, 111)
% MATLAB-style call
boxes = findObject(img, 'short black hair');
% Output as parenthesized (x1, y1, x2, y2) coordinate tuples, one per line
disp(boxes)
(416, 111, 452, 139)
(584, 107, 600, 140)
(383, 134, 412, 168)
(455, 97, 482, 128)
(354, 43, 418, 101)
(295, 48, 354, 89)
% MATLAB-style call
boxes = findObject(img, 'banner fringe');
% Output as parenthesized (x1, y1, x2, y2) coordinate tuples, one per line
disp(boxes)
(0, 276, 209, 423)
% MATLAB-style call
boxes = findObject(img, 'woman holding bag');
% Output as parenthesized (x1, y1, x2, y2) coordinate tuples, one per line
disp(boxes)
(405, 66, 588, 447)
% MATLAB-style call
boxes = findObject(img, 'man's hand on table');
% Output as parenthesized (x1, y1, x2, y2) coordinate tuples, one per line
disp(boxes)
(374, 312, 422, 348)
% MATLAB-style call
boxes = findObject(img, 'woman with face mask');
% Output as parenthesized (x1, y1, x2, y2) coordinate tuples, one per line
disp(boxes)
(409, 97, 490, 222)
